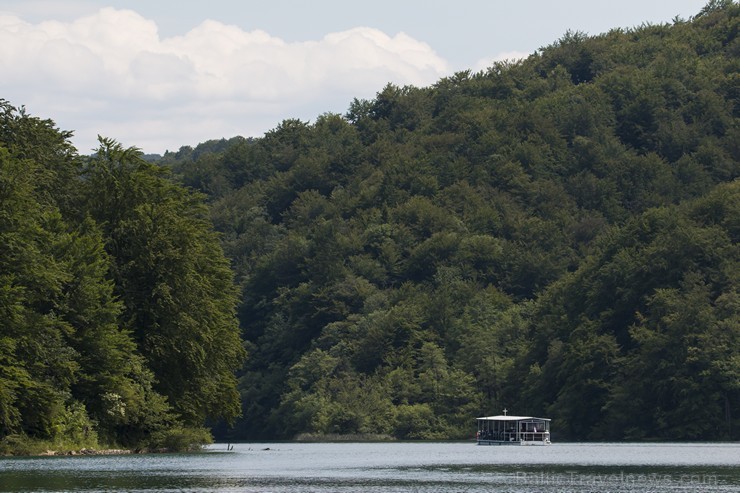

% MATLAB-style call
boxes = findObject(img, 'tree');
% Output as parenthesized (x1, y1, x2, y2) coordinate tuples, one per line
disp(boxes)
(81, 138, 245, 426)
(0, 108, 176, 448)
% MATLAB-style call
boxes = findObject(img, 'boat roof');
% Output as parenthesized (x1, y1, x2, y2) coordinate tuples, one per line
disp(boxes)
(477, 415, 551, 421)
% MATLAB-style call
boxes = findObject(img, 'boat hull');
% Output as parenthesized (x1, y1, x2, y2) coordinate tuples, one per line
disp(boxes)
(477, 439, 551, 446)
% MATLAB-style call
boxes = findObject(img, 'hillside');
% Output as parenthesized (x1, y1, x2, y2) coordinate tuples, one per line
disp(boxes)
(162, 1, 739, 441)
(1, 1, 738, 448)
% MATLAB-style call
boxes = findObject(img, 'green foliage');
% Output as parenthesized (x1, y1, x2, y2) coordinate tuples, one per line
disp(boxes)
(520, 183, 739, 440)
(0, 103, 242, 453)
(166, 3, 736, 442)
(0, 434, 54, 456)
(149, 426, 213, 452)
(81, 138, 245, 427)
(49, 401, 99, 450)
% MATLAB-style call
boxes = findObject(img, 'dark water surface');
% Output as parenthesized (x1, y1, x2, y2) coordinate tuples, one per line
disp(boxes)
(1, 442, 738, 492)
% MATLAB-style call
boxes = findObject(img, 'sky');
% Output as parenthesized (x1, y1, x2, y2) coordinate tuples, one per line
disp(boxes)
(0, 0, 711, 154)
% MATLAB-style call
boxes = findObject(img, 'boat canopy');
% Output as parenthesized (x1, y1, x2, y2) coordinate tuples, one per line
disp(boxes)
(477, 415, 550, 421)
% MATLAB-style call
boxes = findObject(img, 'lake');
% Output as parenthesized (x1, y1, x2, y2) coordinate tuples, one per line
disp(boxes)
(1, 442, 738, 492)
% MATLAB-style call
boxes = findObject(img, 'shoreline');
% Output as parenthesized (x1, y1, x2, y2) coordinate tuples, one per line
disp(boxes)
(32, 447, 176, 457)
(38, 448, 134, 456)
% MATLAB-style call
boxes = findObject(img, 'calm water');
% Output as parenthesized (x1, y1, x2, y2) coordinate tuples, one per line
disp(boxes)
(1, 442, 739, 492)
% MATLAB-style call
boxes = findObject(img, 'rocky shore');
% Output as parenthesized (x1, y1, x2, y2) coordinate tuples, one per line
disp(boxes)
(38, 448, 170, 456)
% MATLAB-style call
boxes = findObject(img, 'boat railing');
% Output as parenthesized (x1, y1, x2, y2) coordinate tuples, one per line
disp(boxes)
(478, 431, 550, 442)
(520, 431, 549, 442)
(478, 431, 517, 441)
(477, 431, 550, 442)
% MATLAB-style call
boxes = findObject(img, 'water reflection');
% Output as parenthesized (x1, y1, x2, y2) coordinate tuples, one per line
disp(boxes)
(1, 442, 738, 492)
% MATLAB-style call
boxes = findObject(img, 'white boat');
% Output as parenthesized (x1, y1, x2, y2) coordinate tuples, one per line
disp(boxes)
(476, 409, 551, 445)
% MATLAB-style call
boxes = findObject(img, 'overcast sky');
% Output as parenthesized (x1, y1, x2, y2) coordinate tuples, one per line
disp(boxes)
(1, 0, 710, 154)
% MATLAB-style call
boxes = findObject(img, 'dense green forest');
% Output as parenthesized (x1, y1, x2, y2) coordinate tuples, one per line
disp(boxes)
(161, 1, 739, 441)
(1, 1, 738, 450)
(0, 105, 244, 453)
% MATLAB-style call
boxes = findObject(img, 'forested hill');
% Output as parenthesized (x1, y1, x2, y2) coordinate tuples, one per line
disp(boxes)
(161, 1, 739, 441)
(1, 1, 737, 450)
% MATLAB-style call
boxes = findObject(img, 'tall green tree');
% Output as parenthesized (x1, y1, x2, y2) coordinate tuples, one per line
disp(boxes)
(81, 138, 245, 426)
(1, 104, 176, 449)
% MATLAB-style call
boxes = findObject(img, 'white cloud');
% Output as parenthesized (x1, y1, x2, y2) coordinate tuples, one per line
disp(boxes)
(0, 7, 450, 153)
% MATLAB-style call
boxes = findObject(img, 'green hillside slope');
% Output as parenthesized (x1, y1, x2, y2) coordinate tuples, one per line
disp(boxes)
(162, 2, 738, 441)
